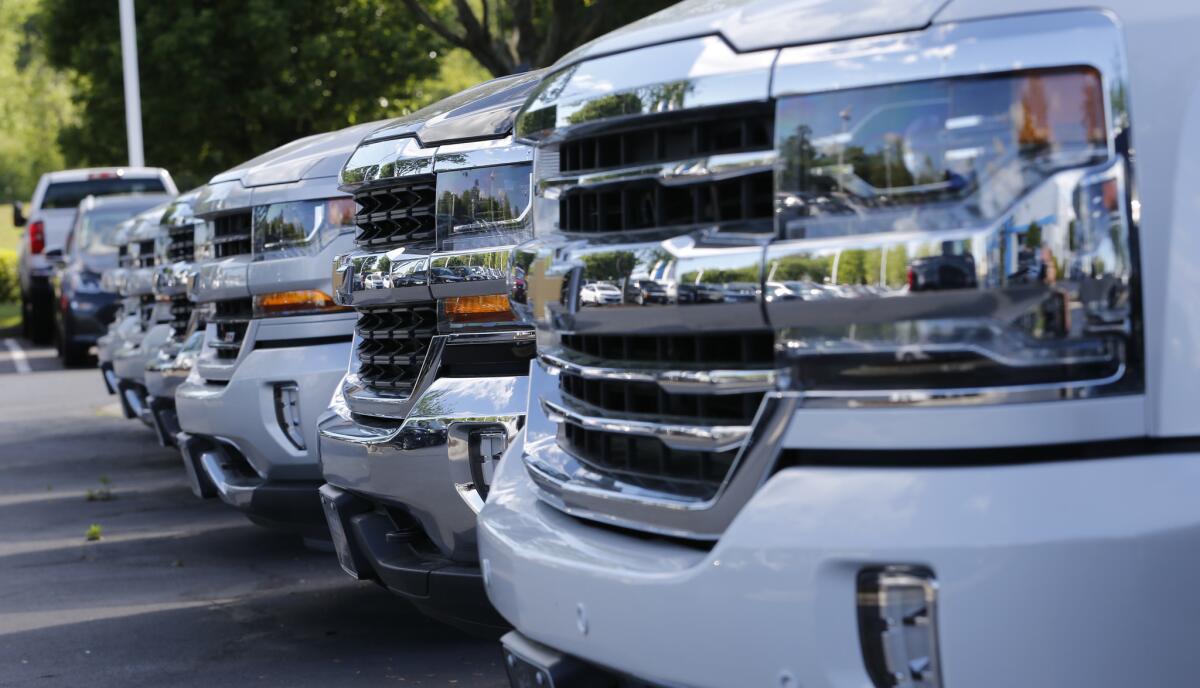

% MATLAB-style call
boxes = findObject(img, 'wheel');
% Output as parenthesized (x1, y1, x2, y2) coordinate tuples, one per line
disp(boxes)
(58, 316, 90, 368)
(24, 293, 53, 345)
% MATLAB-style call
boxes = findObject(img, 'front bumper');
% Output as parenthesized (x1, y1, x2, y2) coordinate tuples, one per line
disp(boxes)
(319, 372, 526, 626)
(480, 431, 1200, 688)
(176, 337, 350, 533)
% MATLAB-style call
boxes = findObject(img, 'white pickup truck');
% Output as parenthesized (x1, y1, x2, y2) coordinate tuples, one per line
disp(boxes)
(481, 1, 1200, 687)
(14, 167, 176, 343)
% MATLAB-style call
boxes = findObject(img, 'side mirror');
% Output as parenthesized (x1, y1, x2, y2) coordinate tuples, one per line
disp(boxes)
(12, 201, 26, 228)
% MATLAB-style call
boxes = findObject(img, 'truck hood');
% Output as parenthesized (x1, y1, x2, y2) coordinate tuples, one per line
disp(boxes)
(209, 120, 387, 188)
(361, 70, 545, 146)
(559, 0, 949, 63)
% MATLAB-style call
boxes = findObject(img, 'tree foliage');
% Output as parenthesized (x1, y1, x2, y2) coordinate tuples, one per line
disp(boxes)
(38, 0, 450, 189)
(0, 0, 74, 201)
(401, 0, 679, 76)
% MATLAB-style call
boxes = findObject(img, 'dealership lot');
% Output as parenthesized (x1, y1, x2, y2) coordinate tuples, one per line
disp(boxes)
(0, 339, 506, 687)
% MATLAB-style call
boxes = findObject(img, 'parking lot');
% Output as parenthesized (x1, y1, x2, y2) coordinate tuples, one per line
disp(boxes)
(0, 338, 507, 687)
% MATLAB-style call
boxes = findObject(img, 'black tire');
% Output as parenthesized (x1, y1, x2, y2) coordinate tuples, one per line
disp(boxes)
(25, 295, 53, 345)
(58, 317, 90, 368)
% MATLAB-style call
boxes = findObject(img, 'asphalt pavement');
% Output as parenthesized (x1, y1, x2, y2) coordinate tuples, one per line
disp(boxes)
(0, 337, 508, 687)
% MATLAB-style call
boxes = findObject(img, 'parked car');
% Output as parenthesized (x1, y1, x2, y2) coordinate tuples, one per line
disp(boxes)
(174, 121, 381, 543)
(484, 1, 1193, 687)
(96, 221, 138, 394)
(579, 281, 621, 306)
(111, 202, 177, 424)
(140, 190, 206, 447)
(51, 194, 170, 366)
(317, 71, 543, 633)
(13, 167, 176, 344)
(623, 278, 668, 305)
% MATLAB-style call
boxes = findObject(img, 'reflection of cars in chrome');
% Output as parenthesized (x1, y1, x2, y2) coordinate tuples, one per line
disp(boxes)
(580, 281, 621, 305)
(623, 279, 668, 304)
(722, 281, 758, 303)
(677, 282, 725, 303)
(483, 4, 1183, 688)
(767, 280, 833, 301)
(318, 71, 543, 634)
(907, 253, 977, 291)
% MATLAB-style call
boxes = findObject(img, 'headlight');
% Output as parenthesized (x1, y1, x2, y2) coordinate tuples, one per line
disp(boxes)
(769, 67, 1138, 404)
(252, 197, 356, 258)
(435, 163, 532, 251)
(252, 289, 346, 318)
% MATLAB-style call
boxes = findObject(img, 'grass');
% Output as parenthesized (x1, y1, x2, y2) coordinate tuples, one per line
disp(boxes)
(0, 204, 17, 254)
(0, 302, 18, 332)
(85, 524, 103, 541)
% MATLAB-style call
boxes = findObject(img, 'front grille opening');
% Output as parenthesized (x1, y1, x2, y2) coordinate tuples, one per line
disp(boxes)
(355, 304, 438, 393)
(560, 331, 775, 368)
(354, 177, 437, 249)
(169, 294, 192, 333)
(562, 422, 735, 501)
(559, 372, 763, 425)
(560, 172, 773, 235)
(212, 212, 252, 258)
(137, 239, 156, 267)
(440, 340, 535, 378)
(210, 297, 252, 360)
(559, 106, 774, 174)
(166, 223, 195, 262)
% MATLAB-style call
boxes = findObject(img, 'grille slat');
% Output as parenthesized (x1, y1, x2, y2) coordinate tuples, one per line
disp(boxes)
(212, 212, 252, 258)
(556, 107, 775, 236)
(209, 297, 252, 360)
(354, 178, 437, 250)
(355, 305, 438, 394)
(169, 294, 192, 333)
(166, 223, 195, 262)
(137, 239, 156, 268)
(554, 330, 774, 499)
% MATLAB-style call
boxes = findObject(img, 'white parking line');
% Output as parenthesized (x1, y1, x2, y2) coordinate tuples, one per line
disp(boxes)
(3, 339, 32, 374)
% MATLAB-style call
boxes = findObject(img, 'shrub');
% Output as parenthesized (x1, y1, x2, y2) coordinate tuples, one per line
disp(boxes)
(0, 249, 17, 303)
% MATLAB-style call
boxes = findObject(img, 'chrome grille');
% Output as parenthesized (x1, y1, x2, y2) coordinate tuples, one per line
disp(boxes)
(169, 294, 192, 334)
(552, 331, 775, 499)
(137, 239, 156, 268)
(212, 212, 252, 258)
(355, 304, 438, 393)
(209, 297, 252, 360)
(353, 177, 436, 249)
(556, 106, 775, 235)
(166, 222, 195, 262)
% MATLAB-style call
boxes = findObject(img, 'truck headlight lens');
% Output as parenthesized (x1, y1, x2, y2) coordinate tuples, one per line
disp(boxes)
(435, 163, 532, 251)
(252, 289, 346, 318)
(770, 67, 1139, 404)
(252, 197, 356, 258)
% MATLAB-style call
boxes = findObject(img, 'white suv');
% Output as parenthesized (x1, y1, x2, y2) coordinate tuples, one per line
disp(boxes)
(480, 1, 1200, 687)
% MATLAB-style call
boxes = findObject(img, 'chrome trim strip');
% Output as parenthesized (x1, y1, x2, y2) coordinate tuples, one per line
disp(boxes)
(516, 36, 775, 142)
(540, 350, 776, 394)
(541, 399, 750, 453)
(333, 246, 514, 307)
(525, 391, 797, 540)
(541, 150, 777, 193)
(341, 134, 533, 190)
(343, 329, 534, 418)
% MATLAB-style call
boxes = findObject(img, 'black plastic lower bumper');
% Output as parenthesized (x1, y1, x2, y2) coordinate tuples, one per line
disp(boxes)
(179, 432, 328, 539)
(147, 396, 179, 448)
(320, 484, 506, 631)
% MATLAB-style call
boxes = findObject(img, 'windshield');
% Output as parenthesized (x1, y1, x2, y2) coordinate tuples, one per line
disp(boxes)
(73, 209, 136, 256)
(42, 178, 167, 209)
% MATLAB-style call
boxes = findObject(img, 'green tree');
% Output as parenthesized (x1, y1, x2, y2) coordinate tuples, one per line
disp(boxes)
(38, 0, 448, 189)
(0, 0, 75, 201)
(402, 0, 679, 76)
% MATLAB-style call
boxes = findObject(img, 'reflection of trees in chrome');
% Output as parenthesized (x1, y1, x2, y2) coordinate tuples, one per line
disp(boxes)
(580, 250, 637, 284)
(565, 81, 693, 126)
